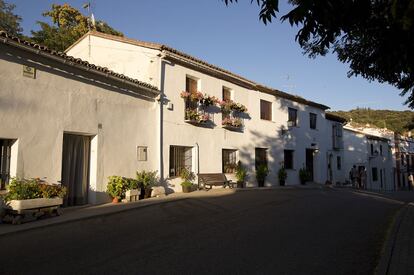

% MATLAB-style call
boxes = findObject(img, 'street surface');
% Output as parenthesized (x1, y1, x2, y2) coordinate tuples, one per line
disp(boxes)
(0, 188, 404, 274)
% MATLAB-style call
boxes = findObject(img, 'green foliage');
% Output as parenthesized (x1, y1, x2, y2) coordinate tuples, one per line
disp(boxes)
(106, 175, 143, 199)
(278, 166, 287, 182)
(0, 0, 22, 36)
(235, 161, 248, 182)
(2, 178, 66, 202)
(299, 168, 310, 184)
(255, 164, 269, 182)
(223, 0, 414, 108)
(180, 168, 195, 183)
(30, 3, 123, 52)
(329, 109, 414, 134)
(106, 176, 125, 199)
(180, 181, 193, 187)
(136, 170, 159, 188)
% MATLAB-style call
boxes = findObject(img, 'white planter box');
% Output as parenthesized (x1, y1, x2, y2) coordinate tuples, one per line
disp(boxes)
(126, 189, 140, 197)
(5, 197, 63, 211)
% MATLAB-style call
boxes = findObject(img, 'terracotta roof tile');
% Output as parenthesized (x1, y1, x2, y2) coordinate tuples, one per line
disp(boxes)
(0, 30, 159, 93)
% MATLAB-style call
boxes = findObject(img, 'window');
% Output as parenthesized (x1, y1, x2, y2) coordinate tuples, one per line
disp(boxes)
(371, 144, 374, 155)
(309, 113, 317, 129)
(380, 145, 383, 156)
(222, 149, 237, 173)
(255, 148, 268, 169)
(337, 156, 342, 170)
(0, 139, 13, 189)
(137, 146, 148, 161)
(288, 108, 297, 126)
(169, 146, 192, 177)
(372, 167, 378, 181)
(284, 150, 294, 169)
(260, 100, 272, 121)
(185, 76, 198, 112)
(222, 87, 232, 101)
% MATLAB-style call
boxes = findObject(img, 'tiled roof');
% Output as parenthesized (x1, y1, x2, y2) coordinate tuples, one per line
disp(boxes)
(0, 30, 160, 94)
(69, 31, 330, 110)
(325, 112, 348, 123)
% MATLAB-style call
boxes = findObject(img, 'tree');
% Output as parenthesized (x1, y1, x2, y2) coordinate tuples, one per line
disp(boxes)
(0, 0, 23, 36)
(31, 4, 123, 52)
(223, 0, 414, 108)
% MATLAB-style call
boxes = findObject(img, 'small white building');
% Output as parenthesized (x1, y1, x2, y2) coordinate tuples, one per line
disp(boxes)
(0, 31, 160, 205)
(343, 126, 393, 191)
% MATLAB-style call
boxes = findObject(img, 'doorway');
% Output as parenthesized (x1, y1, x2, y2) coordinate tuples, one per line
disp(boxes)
(0, 139, 14, 189)
(306, 149, 314, 182)
(61, 134, 91, 206)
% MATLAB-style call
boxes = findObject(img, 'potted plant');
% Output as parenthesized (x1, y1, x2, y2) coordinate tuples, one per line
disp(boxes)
(106, 176, 124, 203)
(256, 164, 269, 187)
(299, 168, 309, 185)
(180, 168, 195, 193)
(235, 161, 247, 188)
(2, 178, 67, 210)
(278, 167, 287, 186)
(136, 170, 159, 199)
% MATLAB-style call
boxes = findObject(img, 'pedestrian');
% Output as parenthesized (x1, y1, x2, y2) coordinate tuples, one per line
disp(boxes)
(360, 168, 367, 190)
(350, 165, 359, 188)
(408, 174, 414, 191)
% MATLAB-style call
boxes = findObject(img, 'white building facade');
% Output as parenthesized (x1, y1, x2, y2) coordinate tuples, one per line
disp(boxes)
(66, 31, 338, 192)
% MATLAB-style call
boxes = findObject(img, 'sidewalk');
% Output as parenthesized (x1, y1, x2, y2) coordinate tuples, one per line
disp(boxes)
(346, 188, 414, 275)
(384, 203, 414, 275)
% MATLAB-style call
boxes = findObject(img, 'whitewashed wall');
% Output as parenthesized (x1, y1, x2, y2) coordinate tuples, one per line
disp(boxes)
(67, 33, 333, 192)
(0, 45, 158, 203)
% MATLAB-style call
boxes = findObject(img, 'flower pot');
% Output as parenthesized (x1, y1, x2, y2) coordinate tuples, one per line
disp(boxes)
(144, 188, 152, 199)
(182, 185, 192, 193)
(236, 181, 244, 188)
(112, 197, 119, 203)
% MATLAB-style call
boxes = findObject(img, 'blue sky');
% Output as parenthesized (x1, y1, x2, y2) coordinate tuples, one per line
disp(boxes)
(9, 0, 410, 111)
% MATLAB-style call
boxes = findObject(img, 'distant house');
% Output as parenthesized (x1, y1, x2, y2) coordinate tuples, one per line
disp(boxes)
(343, 126, 394, 191)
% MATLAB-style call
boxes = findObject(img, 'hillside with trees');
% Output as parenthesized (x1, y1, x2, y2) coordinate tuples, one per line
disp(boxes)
(329, 108, 414, 133)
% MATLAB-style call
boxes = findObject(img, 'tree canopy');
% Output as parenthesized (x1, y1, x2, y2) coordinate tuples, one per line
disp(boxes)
(0, 0, 22, 36)
(31, 3, 123, 52)
(223, 0, 414, 108)
(330, 108, 414, 133)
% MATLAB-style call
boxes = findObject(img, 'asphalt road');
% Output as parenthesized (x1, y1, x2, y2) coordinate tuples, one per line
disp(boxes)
(0, 188, 403, 275)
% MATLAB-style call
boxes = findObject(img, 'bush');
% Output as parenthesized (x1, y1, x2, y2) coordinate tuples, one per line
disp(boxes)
(2, 178, 67, 202)
(106, 176, 125, 199)
(180, 181, 193, 187)
(136, 170, 159, 189)
(278, 167, 287, 182)
(235, 161, 247, 183)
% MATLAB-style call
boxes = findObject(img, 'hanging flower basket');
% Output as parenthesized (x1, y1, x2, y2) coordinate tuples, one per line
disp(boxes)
(222, 117, 243, 130)
(185, 108, 211, 124)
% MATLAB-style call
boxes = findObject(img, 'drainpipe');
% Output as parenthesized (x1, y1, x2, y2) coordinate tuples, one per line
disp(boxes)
(195, 142, 200, 189)
(158, 52, 167, 183)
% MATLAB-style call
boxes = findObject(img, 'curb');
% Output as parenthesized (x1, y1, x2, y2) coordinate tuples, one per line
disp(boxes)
(376, 204, 408, 275)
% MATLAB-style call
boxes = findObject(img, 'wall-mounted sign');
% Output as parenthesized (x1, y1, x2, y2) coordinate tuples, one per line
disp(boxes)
(23, 65, 36, 79)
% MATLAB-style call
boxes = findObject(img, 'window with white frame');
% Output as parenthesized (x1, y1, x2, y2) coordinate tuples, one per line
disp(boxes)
(309, 113, 317, 129)
(169, 146, 193, 177)
(222, 149, 237, 173)
(288, 108, 297, 126)
(255, 148, 268, 169)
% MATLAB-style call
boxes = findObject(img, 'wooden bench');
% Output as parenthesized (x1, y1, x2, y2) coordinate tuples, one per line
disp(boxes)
(198, 173, 234, 190)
